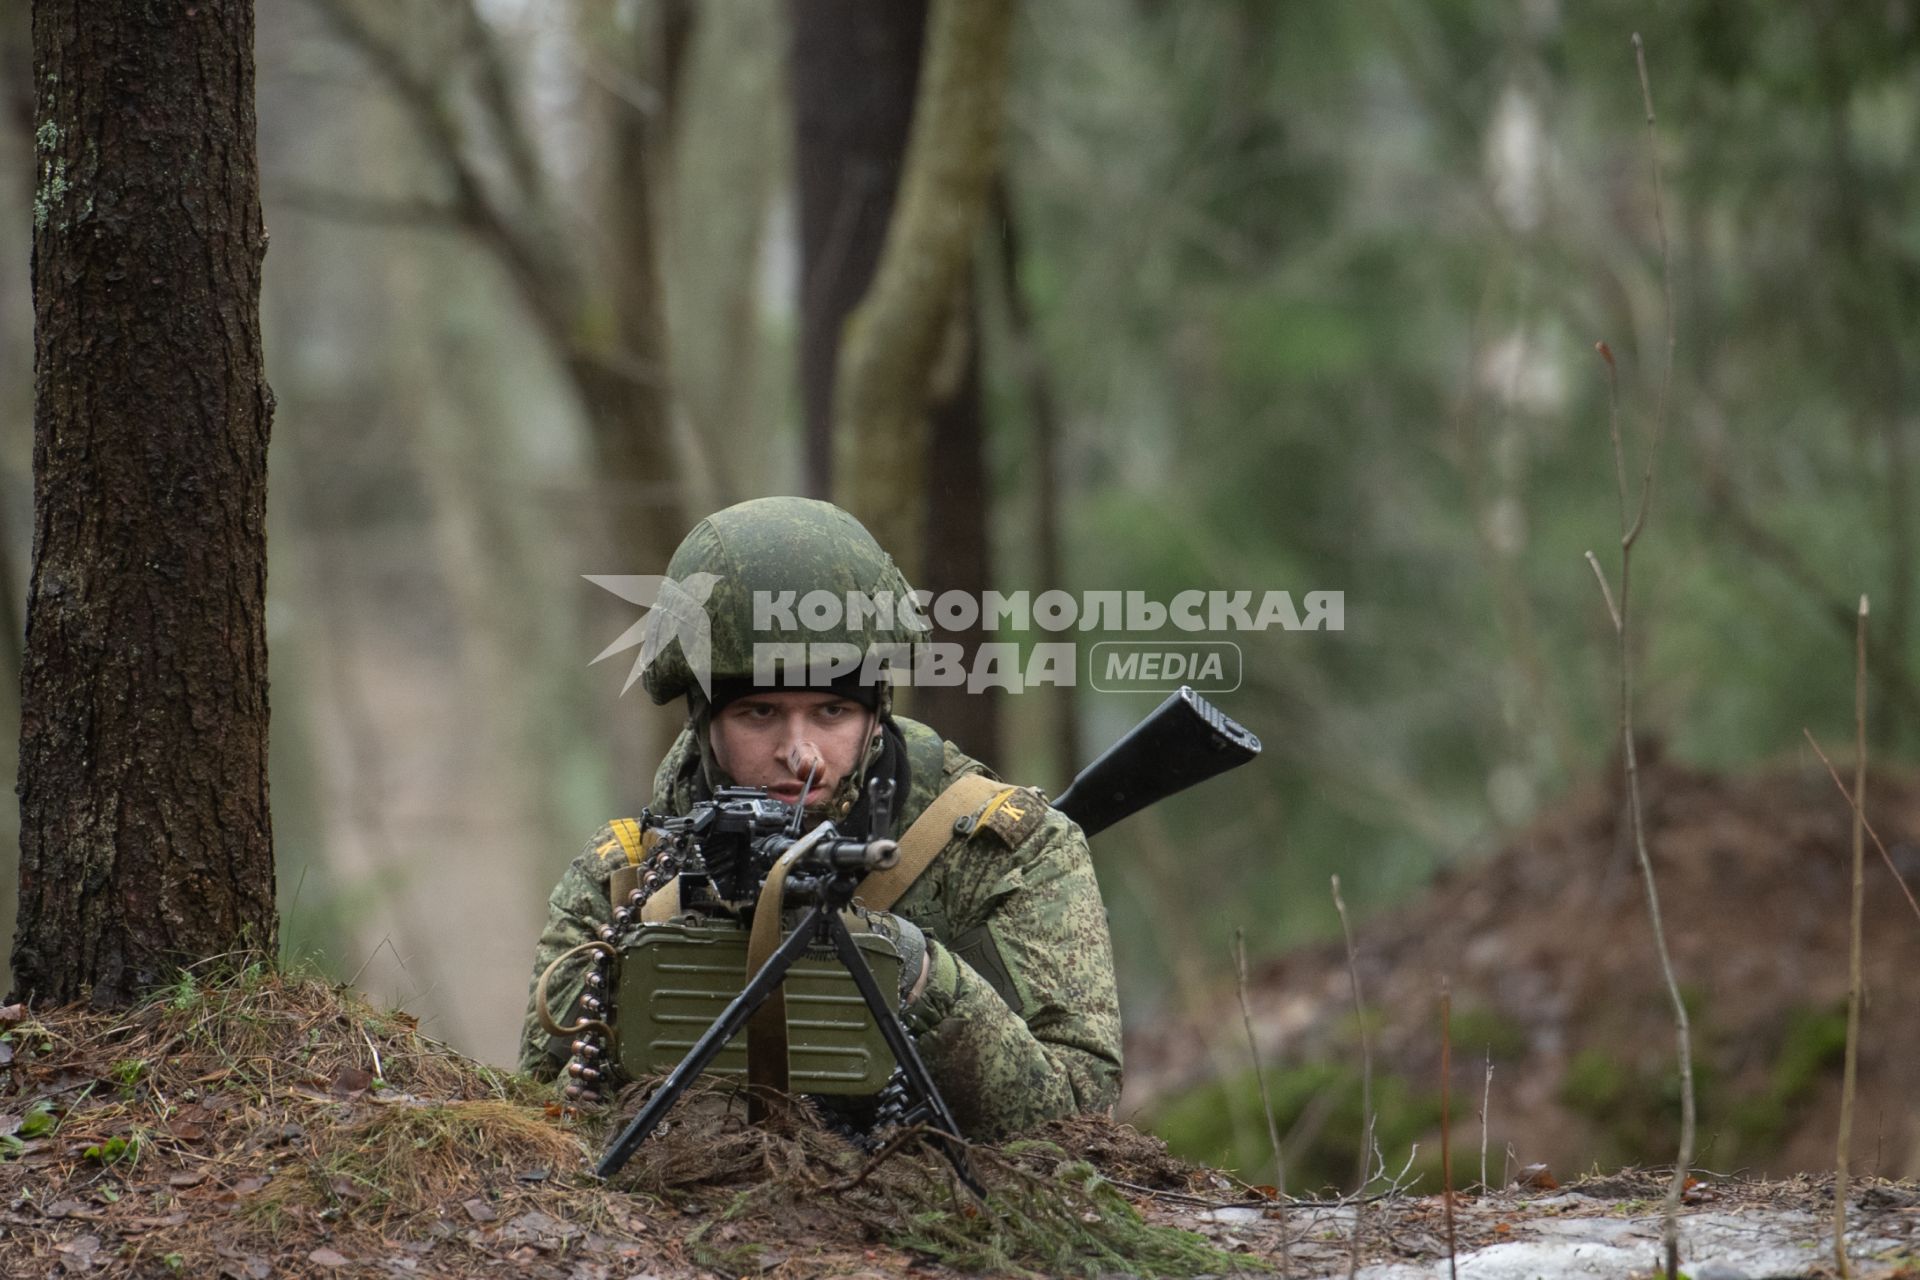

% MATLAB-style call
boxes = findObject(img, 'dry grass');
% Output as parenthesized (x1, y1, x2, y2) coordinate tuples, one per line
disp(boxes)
(0, 962, 1262, 1278)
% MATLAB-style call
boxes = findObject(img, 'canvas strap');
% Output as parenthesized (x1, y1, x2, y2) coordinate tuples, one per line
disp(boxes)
(743, 824, 832, 1117)
(853, 773, 1009, 911)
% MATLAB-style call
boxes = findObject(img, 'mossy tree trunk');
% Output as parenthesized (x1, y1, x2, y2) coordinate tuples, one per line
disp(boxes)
(830, 0, 1014, 576)
(798, 0, 1009, 764)
(11, 0, 276, 1005)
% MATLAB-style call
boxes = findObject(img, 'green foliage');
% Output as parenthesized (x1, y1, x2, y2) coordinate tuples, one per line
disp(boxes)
(1728, 1003, 1850, 1145)
(16, 1100, 55, 1140)
(1146, 1059, 1442, 1195)
(82, 1134, 137, 1166)
(993, 0, 1920, 1024)
(1561, 1001, 1850, 1165)
(1449, 1005, 1530, 1065)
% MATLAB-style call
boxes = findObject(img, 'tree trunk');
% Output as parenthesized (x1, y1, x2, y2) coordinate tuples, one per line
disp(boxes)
(787, 0, 928, 499)
(915, 288, 1001, 764)
(831, 0, 1015, 577)
(992, 179, 1081, 781)
(12, 0, 276, 1005)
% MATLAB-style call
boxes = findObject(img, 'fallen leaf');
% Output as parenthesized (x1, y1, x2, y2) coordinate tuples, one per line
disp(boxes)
(308, 1247, 349, 1267)
(328, 1067, 374, 1096)
(231, 1176, 269, 1196)
(0, 1004, 24, 1025)
(463, 1198, 497, 1223)
(0, 1042, 13, 1067)
(45, 1199, 98, 1220)
(55, 1233, 101, 1265)
(168, 1119, 207, 1143)
(1517, 1163, 1559, 1190)
(168, 1170, 209, 1189)
(1495, 1222, 1512, 1235)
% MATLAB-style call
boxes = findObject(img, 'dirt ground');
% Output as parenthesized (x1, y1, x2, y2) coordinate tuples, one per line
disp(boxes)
(1126, 751, 1920, 1186)
(2, 961, 1918, 1277)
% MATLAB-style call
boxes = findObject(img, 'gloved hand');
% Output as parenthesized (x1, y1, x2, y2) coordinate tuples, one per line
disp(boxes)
(857, 910, 929, 1008)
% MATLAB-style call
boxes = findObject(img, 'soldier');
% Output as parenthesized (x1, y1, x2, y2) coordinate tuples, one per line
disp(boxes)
(519, 496, 1122, 1139)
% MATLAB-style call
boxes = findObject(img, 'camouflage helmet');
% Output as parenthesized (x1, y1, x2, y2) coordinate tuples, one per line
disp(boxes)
(640, 497, 927, 706)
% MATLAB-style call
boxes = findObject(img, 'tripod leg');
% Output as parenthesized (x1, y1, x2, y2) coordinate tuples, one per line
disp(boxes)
(826, 913, 986, 1198)
(596, 903, 828, 1179)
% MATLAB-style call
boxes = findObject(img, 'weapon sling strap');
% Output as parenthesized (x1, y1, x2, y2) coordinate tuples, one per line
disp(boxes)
(742, 826, 830, 1117)
(853, 772, 1009, 911)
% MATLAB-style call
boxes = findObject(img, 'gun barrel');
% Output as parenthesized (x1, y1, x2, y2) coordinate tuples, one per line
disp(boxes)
(1052, 686, 1260, 838)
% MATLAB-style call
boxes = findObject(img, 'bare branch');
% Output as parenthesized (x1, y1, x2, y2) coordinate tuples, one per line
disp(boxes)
(303, 0, 572, 347)
(1331, 876, 1371, 1280)
(1802, 726, 1920, 926)
(1233, 929, 1290, 1278)
(1628, 33, 1676, 548)
(1439, 978, 1458, 1280)
(452, 0, 545, 207)
(1833, 595, 1868, 1277)
(1584, 551, 1622, 633)
(1597, 38, 1693, 1280)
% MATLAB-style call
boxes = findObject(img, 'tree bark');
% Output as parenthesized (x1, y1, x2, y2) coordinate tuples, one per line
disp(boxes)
(915, 289, 1000, 764)
(831, 0, 1014, 578)
(992, 178, 1081, 781)
(787, 0, 929, 499)
(12, 0, 276, 1005)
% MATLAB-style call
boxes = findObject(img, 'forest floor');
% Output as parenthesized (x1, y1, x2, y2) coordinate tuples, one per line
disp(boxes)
(2, 966, 1918, 1278)
(1127, 750, 1920, 1192)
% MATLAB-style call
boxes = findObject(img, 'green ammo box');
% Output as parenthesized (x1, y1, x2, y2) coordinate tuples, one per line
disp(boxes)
(614, 917, 904, 1095)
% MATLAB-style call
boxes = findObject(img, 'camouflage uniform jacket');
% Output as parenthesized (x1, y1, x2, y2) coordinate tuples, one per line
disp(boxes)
(518, 714, 1123, 1139)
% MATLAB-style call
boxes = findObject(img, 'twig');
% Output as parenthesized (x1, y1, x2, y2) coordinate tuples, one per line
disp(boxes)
(1584, 549, 1621, 631)
(1330, 875, 1371, 1280)
(1439, 979, 1458, 1280)
(360, 1025, 386, 1085)
(1834, 596, 1868, 1277)
(1233, 929, 1289, 1278)
(1585, 37, 1694, 1280)
(1629, 32, 1675, 548)
(1480, 1054, 1494, 1193)
(1801, 729, 1920, 925)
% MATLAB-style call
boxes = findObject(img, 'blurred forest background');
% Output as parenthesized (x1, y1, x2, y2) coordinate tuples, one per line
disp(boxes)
(2, 0, 1917, 1180)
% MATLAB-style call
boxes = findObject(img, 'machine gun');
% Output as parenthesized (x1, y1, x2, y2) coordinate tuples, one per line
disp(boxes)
(569, 685, 1260, 1186)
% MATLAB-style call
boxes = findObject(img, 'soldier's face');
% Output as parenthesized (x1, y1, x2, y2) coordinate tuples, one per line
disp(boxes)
(708, 690, 876, 808)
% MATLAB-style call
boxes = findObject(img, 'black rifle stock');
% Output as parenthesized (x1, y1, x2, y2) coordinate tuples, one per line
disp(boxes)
(1052, 686, 1261, 838)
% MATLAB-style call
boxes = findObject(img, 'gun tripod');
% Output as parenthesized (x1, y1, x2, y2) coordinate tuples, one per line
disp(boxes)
(594, 869, 982, 1196)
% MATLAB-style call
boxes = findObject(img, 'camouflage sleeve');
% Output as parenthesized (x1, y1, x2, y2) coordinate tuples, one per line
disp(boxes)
(903, 812, 1123, 1139)
(517, 824, 625, 1081)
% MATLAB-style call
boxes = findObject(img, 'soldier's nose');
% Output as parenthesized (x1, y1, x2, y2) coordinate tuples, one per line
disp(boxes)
(785, 738, 825, 780)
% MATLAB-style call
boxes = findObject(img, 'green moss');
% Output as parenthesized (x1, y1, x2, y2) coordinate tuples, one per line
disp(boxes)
(1147, 1061, 1444, 1194)
(1730, 1002, 1849, 1144)
(1559, 1046, 1718, 1169)
(1562, 1048, 1630, 1115)
(1448, 1005, 1529, 1064)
